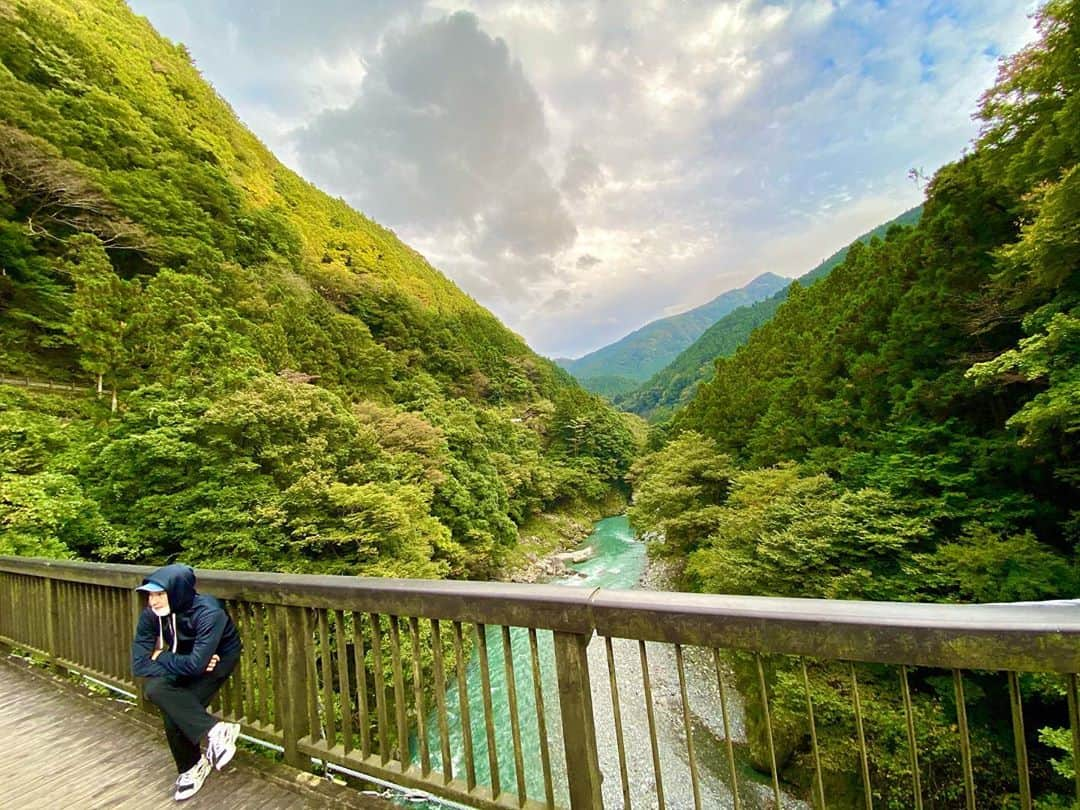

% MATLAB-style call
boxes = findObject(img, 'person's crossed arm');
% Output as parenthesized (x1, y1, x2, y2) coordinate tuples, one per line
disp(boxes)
(148, 647, 218, 672)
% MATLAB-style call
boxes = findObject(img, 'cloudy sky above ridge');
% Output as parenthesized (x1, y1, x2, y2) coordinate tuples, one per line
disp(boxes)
(129, 0, 1037, 358)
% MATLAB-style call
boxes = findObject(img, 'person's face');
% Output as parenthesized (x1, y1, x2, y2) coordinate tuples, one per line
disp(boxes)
(148, 591, 169, 613)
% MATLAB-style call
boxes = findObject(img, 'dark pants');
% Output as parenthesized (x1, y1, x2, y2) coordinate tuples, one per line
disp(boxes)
(144, 657, 238, 773)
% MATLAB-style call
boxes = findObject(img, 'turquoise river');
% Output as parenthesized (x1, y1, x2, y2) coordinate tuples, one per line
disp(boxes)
(402, 515, 798, 810)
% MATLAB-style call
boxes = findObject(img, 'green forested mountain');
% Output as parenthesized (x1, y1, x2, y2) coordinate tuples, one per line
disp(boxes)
(618, 205, 922, 421)
(630, 2, 1079, 804)
(0, 0, 638, 578)
(797, 204, 924, 286)
(555, 271, 787, 395)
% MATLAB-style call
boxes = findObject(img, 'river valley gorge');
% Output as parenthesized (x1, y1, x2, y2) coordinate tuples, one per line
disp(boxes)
(405, 517, 804, 810)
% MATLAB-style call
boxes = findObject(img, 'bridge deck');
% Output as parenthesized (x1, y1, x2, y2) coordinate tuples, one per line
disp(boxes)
(0, 656, 388, 809)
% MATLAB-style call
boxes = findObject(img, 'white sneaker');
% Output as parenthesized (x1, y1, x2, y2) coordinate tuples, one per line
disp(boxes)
(207, 721, 240, 771)
(174, 756, 211, 801)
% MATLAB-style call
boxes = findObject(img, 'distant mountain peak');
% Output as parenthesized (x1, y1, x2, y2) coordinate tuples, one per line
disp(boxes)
(556, 273, 789, 393)
(617, 204, 923, 420)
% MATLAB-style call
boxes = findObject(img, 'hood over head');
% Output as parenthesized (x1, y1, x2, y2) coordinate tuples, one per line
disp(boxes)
(138, 564, 197, 613)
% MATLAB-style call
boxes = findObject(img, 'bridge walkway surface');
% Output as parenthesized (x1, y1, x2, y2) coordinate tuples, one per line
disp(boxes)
(0, 655, 395, 809)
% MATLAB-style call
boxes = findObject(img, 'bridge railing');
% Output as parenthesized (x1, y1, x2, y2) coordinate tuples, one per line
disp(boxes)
(0, 556, 1077, 809)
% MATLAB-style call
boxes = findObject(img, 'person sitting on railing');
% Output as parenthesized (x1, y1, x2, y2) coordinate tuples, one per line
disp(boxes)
(130, 563, 243, 802)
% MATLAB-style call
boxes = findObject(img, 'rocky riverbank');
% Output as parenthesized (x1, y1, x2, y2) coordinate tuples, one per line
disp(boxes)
(508, 521, 670, 587)
(637, 551, 680, 591)
(498, 495, 626, 583)
(504, 543, 596, 583)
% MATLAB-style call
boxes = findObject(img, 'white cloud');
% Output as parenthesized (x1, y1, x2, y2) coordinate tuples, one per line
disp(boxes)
(130, 0, 1038, 357)
(560, 144, 604, 201)
(294, 12, 576, 285)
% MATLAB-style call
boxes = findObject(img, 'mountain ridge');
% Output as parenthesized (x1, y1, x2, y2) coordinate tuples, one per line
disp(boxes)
(617, 205, 923, 420)
(556, 271, 789, 394)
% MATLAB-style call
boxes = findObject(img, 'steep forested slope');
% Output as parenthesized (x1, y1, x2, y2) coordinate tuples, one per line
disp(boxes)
(556, 272, 787, 395)
(618, 206, 922, 421)
(629, 3, 1079, 804)
(0, 0, 637, 577)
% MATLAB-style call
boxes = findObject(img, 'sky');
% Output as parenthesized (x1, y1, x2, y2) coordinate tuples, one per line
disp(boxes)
(128, 0, 1038, 359)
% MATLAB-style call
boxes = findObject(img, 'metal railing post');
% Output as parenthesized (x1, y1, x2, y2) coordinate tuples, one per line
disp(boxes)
(553, 630, 602, 809)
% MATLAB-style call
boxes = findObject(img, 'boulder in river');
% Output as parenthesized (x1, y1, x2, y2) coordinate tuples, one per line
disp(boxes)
(554, 547, 595, 564)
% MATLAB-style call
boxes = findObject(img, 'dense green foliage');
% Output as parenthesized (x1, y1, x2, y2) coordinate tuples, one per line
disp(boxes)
(0, 0, 638, 577)
(556, 272, 787, 393)
(630, 3, 1079, 806)
(618, 206, 922, 421)
(574, 374, 640, 399)
(616, 293, 787, 421)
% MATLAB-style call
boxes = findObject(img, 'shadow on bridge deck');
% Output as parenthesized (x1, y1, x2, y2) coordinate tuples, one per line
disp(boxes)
(0, 656, 394, 809)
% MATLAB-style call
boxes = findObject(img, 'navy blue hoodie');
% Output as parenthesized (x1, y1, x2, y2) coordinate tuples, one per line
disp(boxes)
(130, 564, 242, 679)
